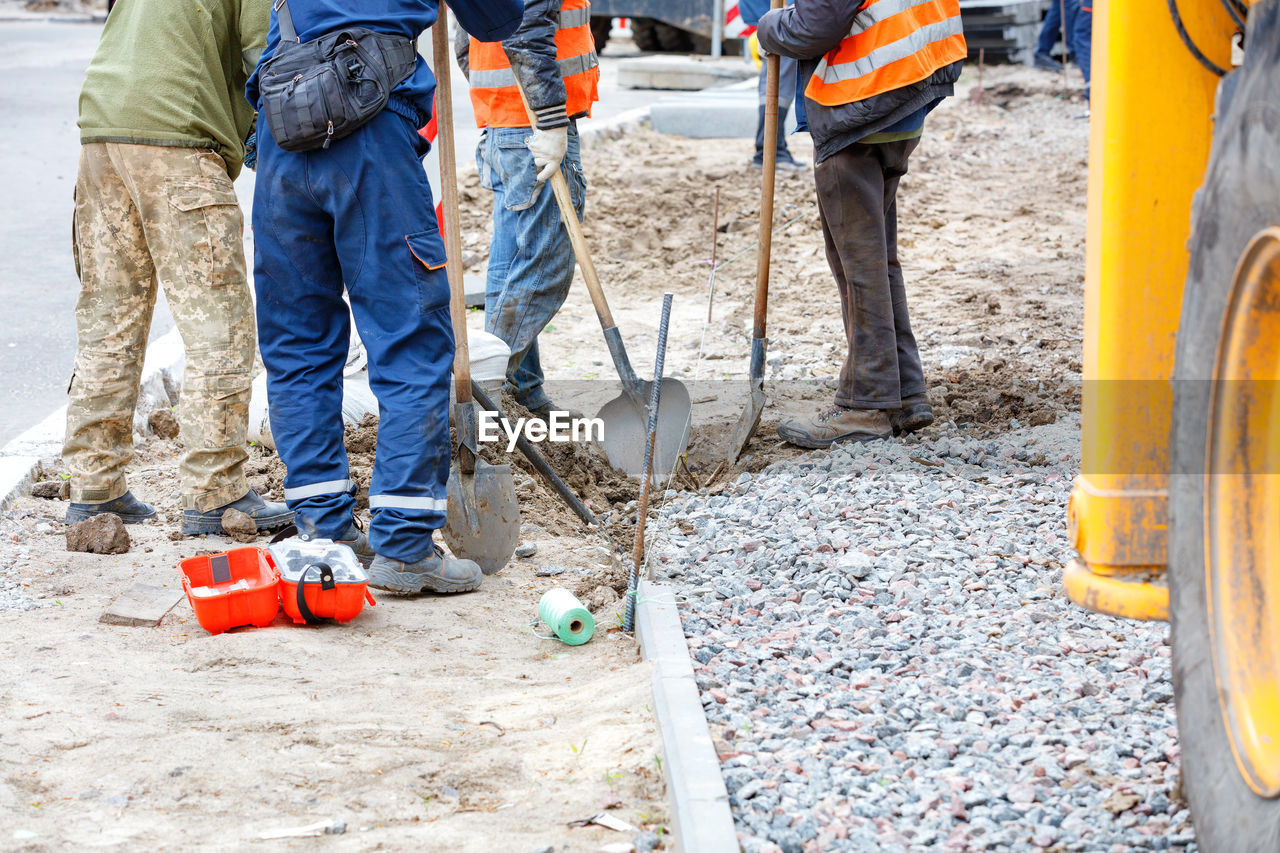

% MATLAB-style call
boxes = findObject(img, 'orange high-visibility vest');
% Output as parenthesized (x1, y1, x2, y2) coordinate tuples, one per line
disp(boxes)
(804, 0, 966, 106)
(468, 0, 600, 128)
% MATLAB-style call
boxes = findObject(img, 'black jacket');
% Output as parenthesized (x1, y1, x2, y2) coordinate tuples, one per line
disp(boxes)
(457, 0, 584, 130)
(757, 0, 961, 162)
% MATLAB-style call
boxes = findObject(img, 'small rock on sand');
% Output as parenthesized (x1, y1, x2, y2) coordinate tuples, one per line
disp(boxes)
(148, 408, 180, 439)
(221, 508, 258, 543)
(66, 514, 130, 555)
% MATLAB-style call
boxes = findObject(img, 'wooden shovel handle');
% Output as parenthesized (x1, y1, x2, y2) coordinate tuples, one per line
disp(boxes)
(753, 0, 784, 340)
(513, 85, 617, 330)
(432, 5, 472, 405)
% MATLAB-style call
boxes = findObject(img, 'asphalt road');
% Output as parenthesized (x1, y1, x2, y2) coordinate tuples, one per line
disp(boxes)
(0, 19, 666, 448)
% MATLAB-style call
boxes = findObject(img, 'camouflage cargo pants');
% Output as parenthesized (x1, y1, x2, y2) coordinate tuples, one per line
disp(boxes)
(64, 142, 254, 512)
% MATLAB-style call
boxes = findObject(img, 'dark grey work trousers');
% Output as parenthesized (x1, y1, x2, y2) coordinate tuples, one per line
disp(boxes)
(814, 137, 927, 410)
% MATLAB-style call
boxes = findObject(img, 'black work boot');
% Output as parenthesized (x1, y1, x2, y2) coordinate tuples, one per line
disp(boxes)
(368, 546, 482, 594)
(890, 394, 935, 436)
(181, 491, 294, 536)
(65, 490, 156, 525)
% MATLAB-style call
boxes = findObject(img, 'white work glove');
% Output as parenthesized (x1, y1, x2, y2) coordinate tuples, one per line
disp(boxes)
(527, 125, 569, 183)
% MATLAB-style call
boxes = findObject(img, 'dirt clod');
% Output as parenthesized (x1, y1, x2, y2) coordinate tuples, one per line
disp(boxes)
(148, 408, 180, 439)
(221, 508, 258, 543)
(66, 513, 130, 554)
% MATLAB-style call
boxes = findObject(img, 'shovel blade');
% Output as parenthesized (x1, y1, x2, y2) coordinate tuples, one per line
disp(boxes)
(728, 382, 766, 463)
(442, 459, 521, 575)
(599, 378, 692, 485)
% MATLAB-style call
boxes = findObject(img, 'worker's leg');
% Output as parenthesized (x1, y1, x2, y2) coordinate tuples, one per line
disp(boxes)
(63, 143, 157, 505)
(314, 110, 455, 563)
(880, 140, 926, 402)
(479, 123, 585, 411)
(1073, 4, 1093, 95)
(753, 56, 802, 167)
(120, 144, 256, 511)
(1036, 0, 1061, 55)
(815, 143, 903, 410)
(253, 116, 355, 541)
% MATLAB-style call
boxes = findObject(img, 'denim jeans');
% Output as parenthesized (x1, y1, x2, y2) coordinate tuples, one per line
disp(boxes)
(755, 54, 798, 161)
(476, 122, 586, 410)
(1036, 0, 1080, 57)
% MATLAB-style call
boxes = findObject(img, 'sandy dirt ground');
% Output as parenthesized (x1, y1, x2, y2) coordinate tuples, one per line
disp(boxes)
(2, 438, 668, 850)
(457, 61, 1088, 529)
(1, 60, 1087, 851)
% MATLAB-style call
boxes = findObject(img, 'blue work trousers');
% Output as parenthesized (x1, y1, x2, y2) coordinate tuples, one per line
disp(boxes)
(1037, 0, 1080, 57)
(252, 108, 453, 563)
(1074, 3, 1093, 92)
(476, 123, 586, 410)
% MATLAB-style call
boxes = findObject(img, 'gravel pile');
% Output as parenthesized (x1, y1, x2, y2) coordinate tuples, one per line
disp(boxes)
(0, 509, 57, 612)
(654, 418, 1193, 852)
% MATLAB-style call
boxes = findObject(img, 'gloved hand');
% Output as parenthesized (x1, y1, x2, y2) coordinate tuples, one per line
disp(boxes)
(244, 131, 258, 171)
(527, 126, 568, 183)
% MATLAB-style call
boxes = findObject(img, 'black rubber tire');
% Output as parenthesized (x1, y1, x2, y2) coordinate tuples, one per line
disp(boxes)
(630, 17, 662, 52)
(590, 15, 611, 54)
(1170, 2, 1280, 849)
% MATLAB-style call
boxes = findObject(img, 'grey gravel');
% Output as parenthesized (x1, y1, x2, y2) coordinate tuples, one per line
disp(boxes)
(516, 541, 538, 558)
(535, 565, 565, 578)
(655, 417, 1193, 852)
(0, 509, 47, 612)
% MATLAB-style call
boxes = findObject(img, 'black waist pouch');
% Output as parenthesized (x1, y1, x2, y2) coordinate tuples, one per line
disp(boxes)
(259, 0, 419, 152)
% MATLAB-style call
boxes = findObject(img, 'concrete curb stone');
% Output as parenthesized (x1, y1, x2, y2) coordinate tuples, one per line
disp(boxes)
(637, 580, 739, 853)
(0, 327, 184, 511)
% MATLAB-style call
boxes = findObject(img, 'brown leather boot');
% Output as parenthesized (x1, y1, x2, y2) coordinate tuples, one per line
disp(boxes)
(890, 393, 935, 435)
(776, 405, 891, 449)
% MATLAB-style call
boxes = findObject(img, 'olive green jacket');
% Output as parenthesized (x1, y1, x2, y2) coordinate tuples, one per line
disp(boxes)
(78, 0, 269, 179)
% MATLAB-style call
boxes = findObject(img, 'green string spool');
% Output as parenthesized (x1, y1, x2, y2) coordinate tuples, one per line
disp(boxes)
(538, 588, 595, 646)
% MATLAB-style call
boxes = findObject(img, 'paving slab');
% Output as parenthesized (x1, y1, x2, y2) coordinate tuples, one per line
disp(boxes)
(617, 55, 755, 91)
(99, 583, 185, 627)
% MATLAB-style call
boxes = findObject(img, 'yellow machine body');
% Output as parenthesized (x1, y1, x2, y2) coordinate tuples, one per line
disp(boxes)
(1064, 0, 1238, 620)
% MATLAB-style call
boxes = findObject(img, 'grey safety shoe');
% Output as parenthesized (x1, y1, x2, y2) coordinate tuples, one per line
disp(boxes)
(890, 394, 935, 435)
(776, 405, 891, 449)
(335, 522, 375, 569)
(181, 490, 295, 536)
(65, 490, 156, 525)
(368, 547, 482, 594)
(1033, 51, 1063, 71)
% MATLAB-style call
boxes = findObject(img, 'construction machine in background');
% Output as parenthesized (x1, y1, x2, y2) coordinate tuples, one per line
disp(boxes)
(1064, 0, 1280, 845)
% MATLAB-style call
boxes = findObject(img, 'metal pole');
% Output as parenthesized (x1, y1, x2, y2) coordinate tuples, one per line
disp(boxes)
(711, 0, 724, 57)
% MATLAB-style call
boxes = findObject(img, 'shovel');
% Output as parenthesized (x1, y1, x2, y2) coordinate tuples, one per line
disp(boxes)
(433, 7, 520, 573)
(513, 85, 692, 485)
(728, 0, 782, 463)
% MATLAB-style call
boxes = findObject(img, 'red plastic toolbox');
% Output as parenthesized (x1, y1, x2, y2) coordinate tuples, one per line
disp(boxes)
(179, 547, 280, 635)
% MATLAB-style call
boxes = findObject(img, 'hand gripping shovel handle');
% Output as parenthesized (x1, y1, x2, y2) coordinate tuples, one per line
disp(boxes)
(432, 4, 476, 473)
(512, 83, 642, 391)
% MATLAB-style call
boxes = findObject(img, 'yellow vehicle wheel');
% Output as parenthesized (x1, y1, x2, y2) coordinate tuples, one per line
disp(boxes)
(1170, 4, 1280, 846)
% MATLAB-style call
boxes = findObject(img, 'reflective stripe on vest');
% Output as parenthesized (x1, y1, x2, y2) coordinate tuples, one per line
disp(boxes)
(804, 0, 966, 107)
(469, 0, 600, 128)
